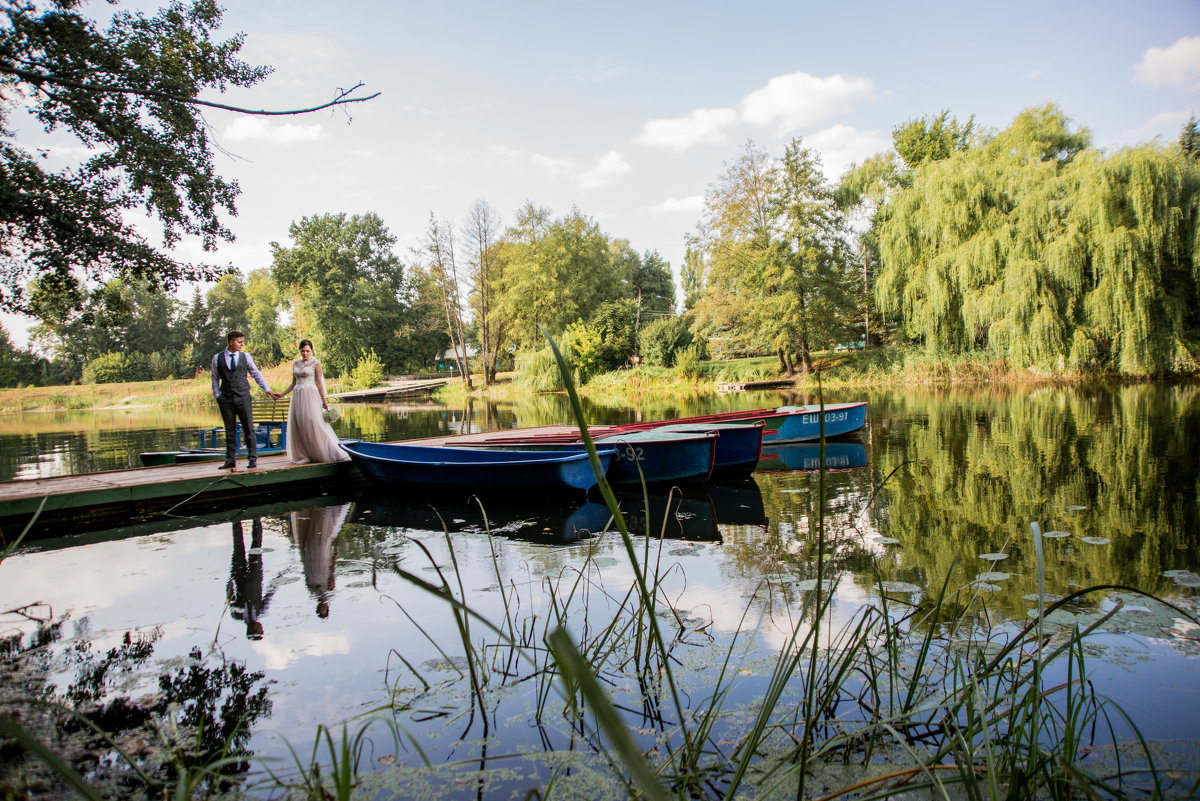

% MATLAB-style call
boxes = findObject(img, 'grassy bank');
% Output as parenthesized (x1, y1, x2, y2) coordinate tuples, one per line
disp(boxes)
(0, 349, 1119, 413)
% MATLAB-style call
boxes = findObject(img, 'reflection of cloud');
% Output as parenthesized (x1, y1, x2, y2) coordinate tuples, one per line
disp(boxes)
(649, 195, 704, 215)
(740, 72, 873, 136)
(254, 631, 353, 670)
(1134, 36, 1200, 91)
(223, 117, 324, 143)
(635, 108, 738, 151)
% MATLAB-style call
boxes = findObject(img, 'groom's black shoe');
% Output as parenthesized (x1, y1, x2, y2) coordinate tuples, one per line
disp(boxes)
(247, 458, 257, 469)
(219, 460, 235, 469)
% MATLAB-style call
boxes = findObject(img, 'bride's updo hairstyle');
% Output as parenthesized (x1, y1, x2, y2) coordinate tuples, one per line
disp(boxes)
(299, 339, 314, 352)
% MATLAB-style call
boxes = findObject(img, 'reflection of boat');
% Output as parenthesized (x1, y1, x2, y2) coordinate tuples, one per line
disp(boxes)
(350, 493, 612, 543)
(649, 402, 867, 444)
(706, 480, 768, 529)
(340, 441, 615, 494)
(755, 442, 868, 472)
(608, 489, 720, 540)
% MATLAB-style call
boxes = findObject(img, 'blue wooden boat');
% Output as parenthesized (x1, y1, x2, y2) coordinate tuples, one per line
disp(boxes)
(756, 442, 868, 472)
(639, 402, 867, 444)
(451, 429, 718, 486)
(340, 440, 616, 493)
(629, 421, 764, 478)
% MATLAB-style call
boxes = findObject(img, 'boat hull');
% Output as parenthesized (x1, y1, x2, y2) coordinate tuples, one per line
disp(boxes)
(340, 440, 614, 494)
(644, 402, 867, 444)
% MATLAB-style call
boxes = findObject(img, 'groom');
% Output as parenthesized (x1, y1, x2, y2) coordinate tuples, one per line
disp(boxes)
(211, 331, 278, 469)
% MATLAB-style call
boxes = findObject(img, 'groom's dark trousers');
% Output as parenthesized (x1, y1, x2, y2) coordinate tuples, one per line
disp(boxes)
(215, 355, 257, 462)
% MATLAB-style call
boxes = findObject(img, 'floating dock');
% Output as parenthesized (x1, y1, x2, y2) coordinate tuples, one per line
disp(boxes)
(330, 379, 446, 401)
(0, 455, 363, 540)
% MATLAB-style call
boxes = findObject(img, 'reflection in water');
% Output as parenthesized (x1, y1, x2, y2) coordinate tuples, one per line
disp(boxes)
(228, 518, 274, 640)
(290, 504, 350, 618)
(756, 442, 869, 472)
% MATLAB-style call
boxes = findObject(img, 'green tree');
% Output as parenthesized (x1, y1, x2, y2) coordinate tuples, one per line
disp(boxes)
(680, 240, 704, 311)
(206, 272, 249, 346)
(0, 0, 376, 313)
(587, 298, 639, 370)
(877, 104, 1199, 375)
(245, 267, 286, 363)
(492, 204, 621, 352)
(1180, 114, 1200, 162)
(418, 212, 472, 388)
(892, 110, 975, 170)
(635, 250, 676, 318)
(270, 212, 407, 375)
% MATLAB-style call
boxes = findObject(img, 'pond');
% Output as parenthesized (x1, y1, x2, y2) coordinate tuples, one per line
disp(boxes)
(1, 383, 1198, 799)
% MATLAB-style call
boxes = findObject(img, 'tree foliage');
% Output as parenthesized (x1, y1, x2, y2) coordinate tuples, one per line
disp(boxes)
(270, 212, 407, 375)
(892, 110, 975, 170)
(689, 139, 857, 372)
(877, 104, 1200, 375)
(0, 0, 376, 314)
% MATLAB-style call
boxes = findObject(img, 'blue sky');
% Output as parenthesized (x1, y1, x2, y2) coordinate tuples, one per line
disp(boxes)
(6, 0, 1200, 347)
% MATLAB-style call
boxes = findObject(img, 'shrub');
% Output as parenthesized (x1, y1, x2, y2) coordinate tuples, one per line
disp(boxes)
(344, 349, 385, 392)
(639, 316, 695, 367)
(81, 352, 128, 384)
(675, 344, 705, 379)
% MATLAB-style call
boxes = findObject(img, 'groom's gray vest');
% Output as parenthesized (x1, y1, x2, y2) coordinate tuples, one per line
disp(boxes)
(216, 352, 251, 401)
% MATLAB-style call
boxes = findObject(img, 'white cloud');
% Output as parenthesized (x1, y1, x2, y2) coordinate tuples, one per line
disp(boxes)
(579, 150, 632, 188)
(805, 124, 891, 180)
(529, 150, 631, 189)
(1123, 109, 1194, 142)
(739, 72, 873, 135)
(531, 153, 577, 178)
(635, 107, 738, 151)
(649, 195, 704, 215)
(1134, 36, 1200, 91)
(223, 117, 325, 143)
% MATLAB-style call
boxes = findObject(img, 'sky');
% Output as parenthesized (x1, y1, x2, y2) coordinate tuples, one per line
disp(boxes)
(5, 0, 1200, 348)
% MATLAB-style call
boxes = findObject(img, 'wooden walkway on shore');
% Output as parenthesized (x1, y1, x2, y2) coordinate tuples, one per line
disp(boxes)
(330, 379, 446, 401)
(0, 455, 363, 540)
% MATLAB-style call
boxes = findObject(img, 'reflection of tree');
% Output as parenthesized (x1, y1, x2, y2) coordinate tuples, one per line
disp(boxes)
(867, 384, 1200, 619)
(1, 622, 271, 798)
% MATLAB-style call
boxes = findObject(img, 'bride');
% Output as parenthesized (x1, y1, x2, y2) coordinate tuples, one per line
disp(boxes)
(277, 340, 350, 464)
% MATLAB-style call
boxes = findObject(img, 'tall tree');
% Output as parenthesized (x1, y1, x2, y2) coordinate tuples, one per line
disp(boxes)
(1180, 114, 1200, 162)
(245, 267, 285, 363)
(462, 200, 502, 384)
(270, 212, 406, 375)
(418, 212, 472, 389)
(836, 152, 902, 347)
(0, 0, 376, 313)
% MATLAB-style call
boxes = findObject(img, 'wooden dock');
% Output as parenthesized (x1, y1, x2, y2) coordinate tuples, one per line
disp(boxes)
(0, 455, 363, 540)
(330, 379, 446, 401)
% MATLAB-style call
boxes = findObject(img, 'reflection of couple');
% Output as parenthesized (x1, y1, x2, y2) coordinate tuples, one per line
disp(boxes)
(228, 518, 274, 640)
(290, 504, 350, 618)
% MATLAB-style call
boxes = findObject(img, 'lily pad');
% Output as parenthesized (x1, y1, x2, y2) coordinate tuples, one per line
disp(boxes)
(876, 581, 922, 594)
(973, 583, 1003, 592)
(269, 575, 300, 587)
(1065, 505, 1088, 511)
(978, 553, 1009, 562)
(591, 557, 619, 567)
(975, 571, 1011, 582)
(1027, 608, 1079, 626)
(1041, 530, 1071, 539)
(1022, 593, 1065, 603)
(1080, 536, 1111, 545)
(1163, 570, 1200, 587)
(794, 579, 837, 592)
(873, 537, 900, 545)
(779, 489, 804, 494)
(247, 547, 274, 555)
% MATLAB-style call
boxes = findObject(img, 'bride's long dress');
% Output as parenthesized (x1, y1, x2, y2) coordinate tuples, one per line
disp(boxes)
(286, 358, 350, 464)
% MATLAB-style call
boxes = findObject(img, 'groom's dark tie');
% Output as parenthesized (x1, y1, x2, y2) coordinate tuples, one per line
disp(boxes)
(229, 353, 236, 370)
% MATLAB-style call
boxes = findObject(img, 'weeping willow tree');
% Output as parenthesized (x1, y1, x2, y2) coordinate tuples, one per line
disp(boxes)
(877, 104, 1200, 375)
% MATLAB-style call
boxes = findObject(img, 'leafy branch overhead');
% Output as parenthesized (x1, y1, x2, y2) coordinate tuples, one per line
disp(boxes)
(0, 0, 378, 313)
